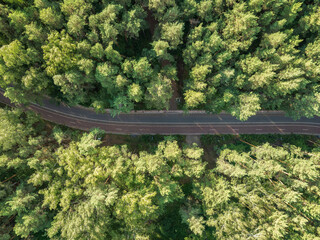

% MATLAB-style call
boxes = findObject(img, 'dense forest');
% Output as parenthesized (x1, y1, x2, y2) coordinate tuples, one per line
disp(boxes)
(2, 1, 320, 238)
(1, 107, 320, 239)
(1, 0, 320, 119)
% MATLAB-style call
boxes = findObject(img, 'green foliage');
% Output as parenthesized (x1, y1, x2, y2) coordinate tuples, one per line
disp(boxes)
(145, 75, 172, 110)
(52, 70, 92, 104)
(222, 3, 260, 52)
(1, 0, 320, 118)
(111, 95, 134, 116)
(95, 62, 119, 93)
(90, 43, 104, 59)
(122, 57, 154, 82)
(122, 6, 147, 38)
(2, 111, 320, 239)
(149, 0, 176, 15)
(152, 40, 170, 58)
(128, 83, 143, 102)
(22, 67, 49, 92)
(0, 40, 29, 68)
(8, 10, 29, 33)
(230, 92, 261, 121)
(60, 0, 91, 17)
(181, 0, 320, 119)
(0, 108, 50, 239)
(161, 22, 184, 49)
(105, 42, 122, 64)
(201, 143, 320, 239)
(288, 92, 320, 119)
(39, 7, 63, 29)
(25, 128, 208, 239)
(42, 30, 79, 77)
(25, 22, 46, 42)
(0, 108, 37, 152)
(67, 14, 86, 37)
(184, 90, 206, 108)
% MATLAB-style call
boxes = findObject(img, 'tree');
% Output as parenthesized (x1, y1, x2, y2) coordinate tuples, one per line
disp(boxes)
(88, 4, 122, 44)
(161, 22, 184, 49)
(77, 58, 94, 75)
(222, 3, 260, 52)
(230, 92, 261, 121)
(95, 62, 119, 94)
(67, 14, 86, 37)
(0, 4, 12, 44)
(1, 0, 320, 119)
(0, 40, 29, 68)
(105, 42, 122, 64)
(149, 0, 176, 15)
(31, 136, 206, 239)
(122, 57, 154, 83)
(0, 40, 44, 103)
(25, 22, 47, 42)
(197, 0, 213, 22)
(184, 90, 206, 108)
(0, 108, 36, 151)
(111, 95, 134, 116)
(115, 74, 129, 88)
(39, 7, 63, 29)
(21, 67, 49, 93)
(13, 207, 48, 238)
(0, 108, 48, 239)
(8, 9, 29, 33)
(122, 6, 146, 39)
(53, 70, 91, 104)
(197, 143, 320, 239)
(287, 92, 320, 119)
(42, 30, 79, 76)
(145, 75, 172, 110)
(60, 0, 91, 17)
(77, 39, 91, 55)
(128, 83, 143, 102)
(90, 42, 104, 59)
(152, 40, 170, 58)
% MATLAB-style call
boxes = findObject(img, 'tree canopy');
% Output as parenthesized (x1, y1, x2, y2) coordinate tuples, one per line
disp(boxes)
(1, 107, 320, 239)
(1, 0, 320, 119)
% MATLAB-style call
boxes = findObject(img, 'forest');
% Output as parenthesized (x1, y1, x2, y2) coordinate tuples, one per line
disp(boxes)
(1, 1, 320, 239)
(1, 106, 320, 239)
(1, 0, 320, 119)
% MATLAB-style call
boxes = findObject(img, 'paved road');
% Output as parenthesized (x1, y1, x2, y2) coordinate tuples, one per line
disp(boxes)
(1, 91, 320, 135)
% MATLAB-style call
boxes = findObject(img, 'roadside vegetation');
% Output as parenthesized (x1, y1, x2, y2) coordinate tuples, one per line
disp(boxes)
(1, 1, 320, 119)
(1, 107, 320, 239)
(1, 0, 320, 238)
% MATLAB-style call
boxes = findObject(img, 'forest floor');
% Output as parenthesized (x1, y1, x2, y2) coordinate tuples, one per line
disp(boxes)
(167, 57, 186, 110)
(186, 135, 201, 146)
(169, 80, 179, 110)
(163, 59, 179, 110)
(175, 58, 186, 108)
(146, 9, 157, 36)
(101, 134, 129, 146)
(202, 145, 218, 169)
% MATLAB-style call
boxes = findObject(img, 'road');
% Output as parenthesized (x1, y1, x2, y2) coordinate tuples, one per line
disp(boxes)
(1, 91, 320, 135)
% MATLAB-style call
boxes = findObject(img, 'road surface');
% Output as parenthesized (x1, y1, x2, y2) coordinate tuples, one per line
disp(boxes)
(1, 91, 320, 135)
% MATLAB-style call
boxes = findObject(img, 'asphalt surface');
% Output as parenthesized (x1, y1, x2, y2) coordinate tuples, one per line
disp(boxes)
(1, 91, 320, 135)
